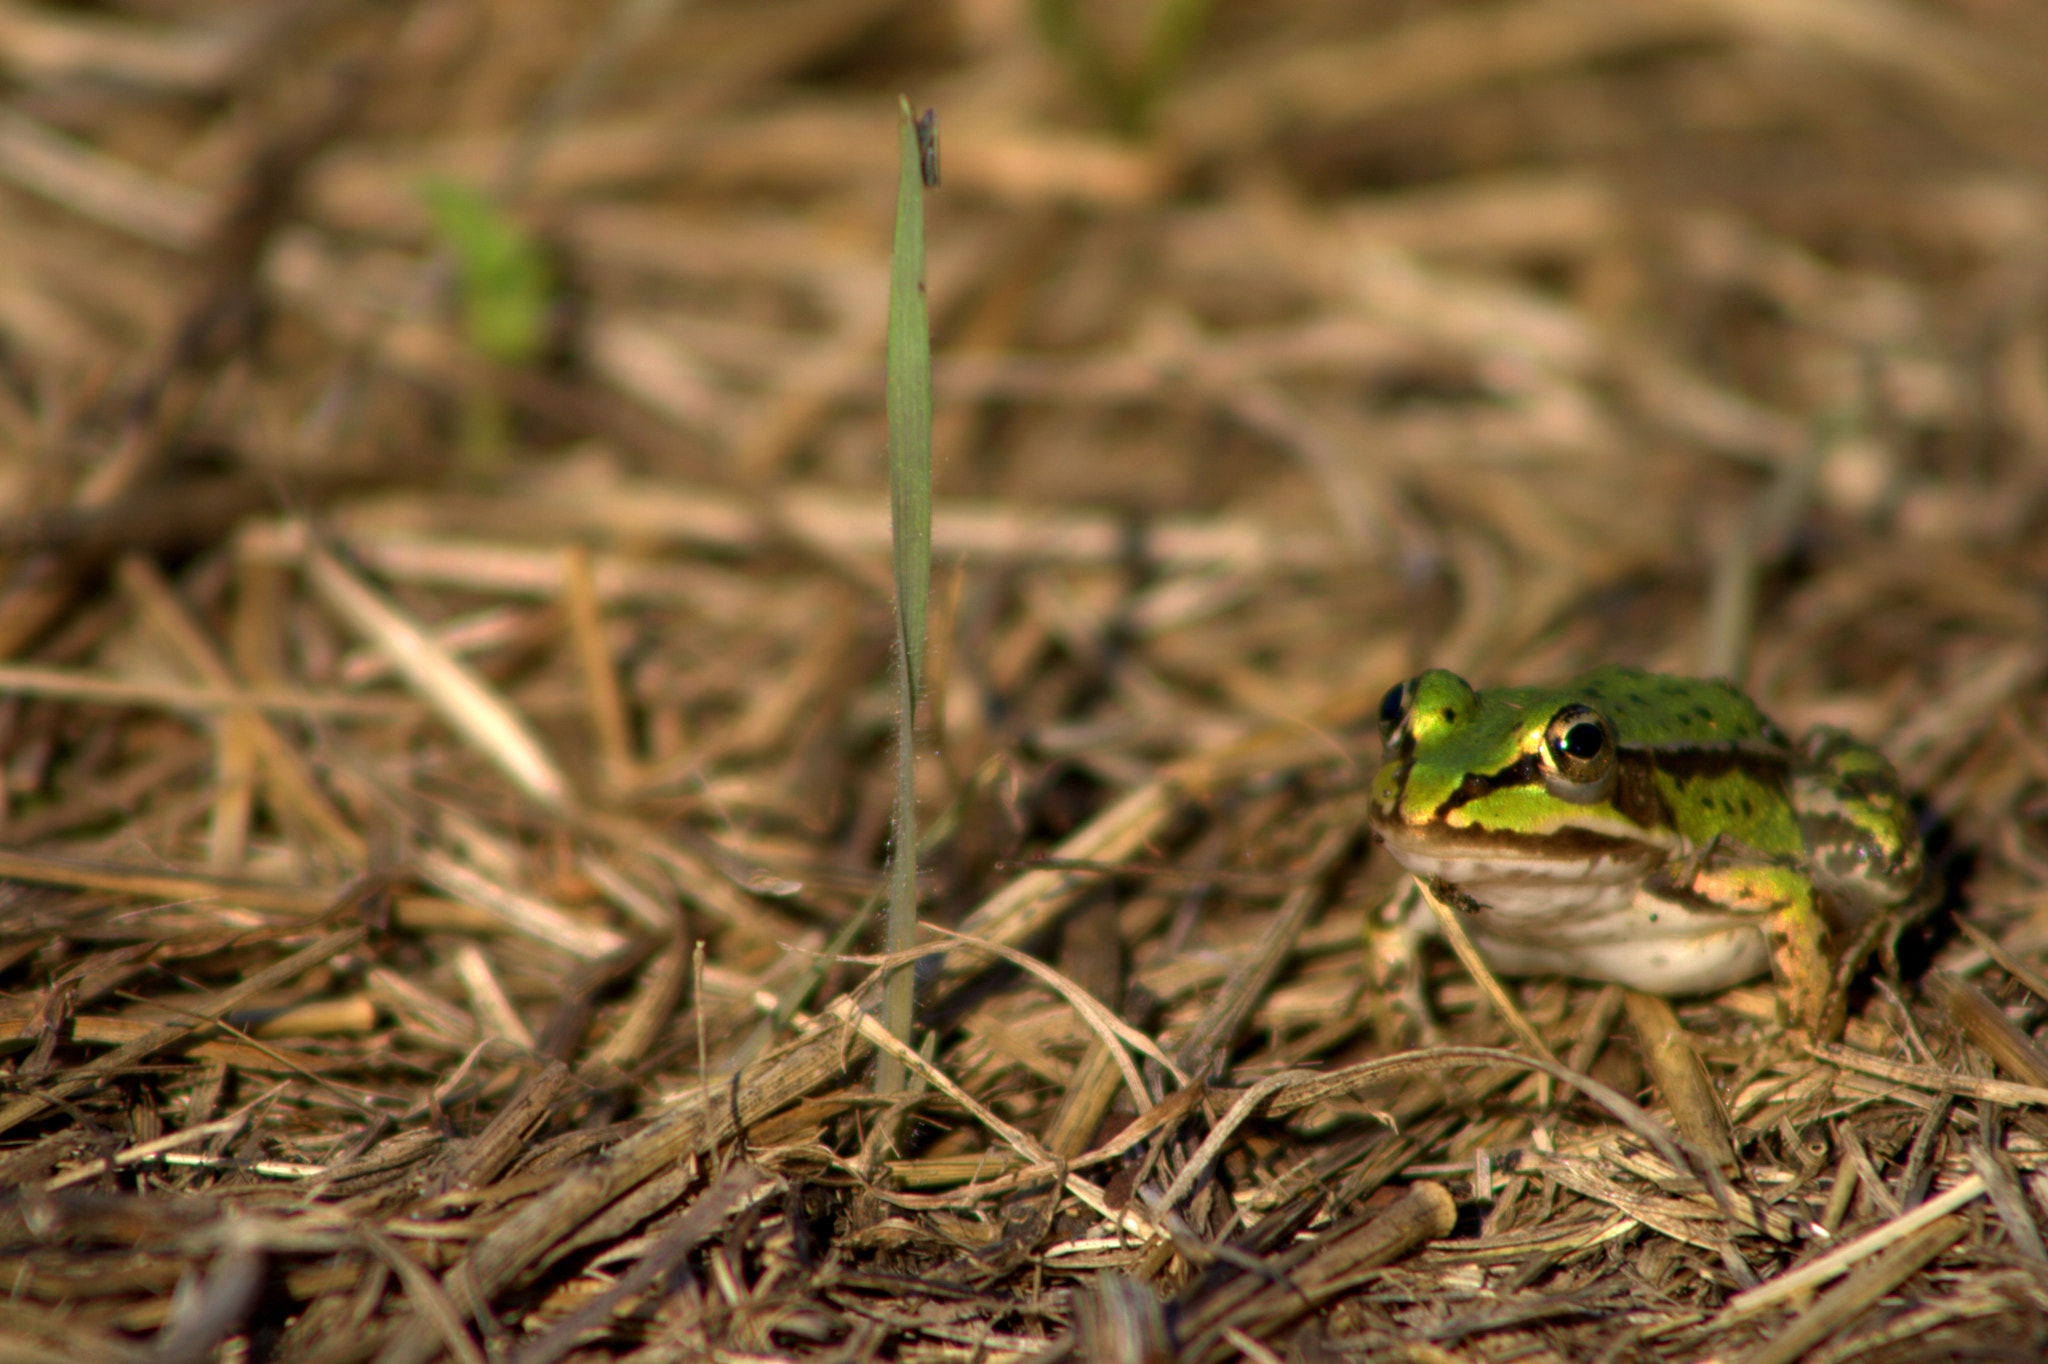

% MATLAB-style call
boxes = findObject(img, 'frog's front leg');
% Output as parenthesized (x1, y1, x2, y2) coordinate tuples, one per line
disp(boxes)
(1362, 881, 1442, 1047)
(1685, 860, 1841, 1036)
(1763, 883, 1842, 1038)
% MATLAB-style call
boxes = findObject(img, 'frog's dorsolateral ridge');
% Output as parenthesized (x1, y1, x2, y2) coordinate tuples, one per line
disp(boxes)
(1368, 666, 1922, 1034)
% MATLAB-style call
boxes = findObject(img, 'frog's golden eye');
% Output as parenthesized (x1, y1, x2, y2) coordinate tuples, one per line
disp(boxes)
(1541, 703, 1617, 804)
(1377, 680, 1412, 744)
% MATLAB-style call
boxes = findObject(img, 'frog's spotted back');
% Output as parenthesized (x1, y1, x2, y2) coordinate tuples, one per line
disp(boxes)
(1567, 666, 1783, 749)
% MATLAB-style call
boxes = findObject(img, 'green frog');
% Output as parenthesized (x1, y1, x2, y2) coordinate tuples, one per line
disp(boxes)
(1367, 666, 1922, 1034)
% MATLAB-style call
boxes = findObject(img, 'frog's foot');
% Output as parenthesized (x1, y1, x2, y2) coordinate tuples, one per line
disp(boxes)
(1364, 884, 1442, 1047)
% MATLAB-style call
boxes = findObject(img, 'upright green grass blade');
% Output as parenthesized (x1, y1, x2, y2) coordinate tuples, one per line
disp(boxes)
(880, 97, 934, 1093)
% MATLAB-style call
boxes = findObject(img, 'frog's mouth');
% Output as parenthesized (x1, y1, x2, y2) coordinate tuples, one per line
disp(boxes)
(1377, 836, 1654, 884)
(1370, 822, 1670, 899)
(1372, 814, 1672, 869)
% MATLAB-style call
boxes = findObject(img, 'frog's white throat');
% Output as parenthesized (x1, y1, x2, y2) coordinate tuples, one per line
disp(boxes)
(1383, 842, 1777, 995)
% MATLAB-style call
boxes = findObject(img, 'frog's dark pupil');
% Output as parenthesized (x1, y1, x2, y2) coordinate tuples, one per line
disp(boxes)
(1561, 722, 1605, 760)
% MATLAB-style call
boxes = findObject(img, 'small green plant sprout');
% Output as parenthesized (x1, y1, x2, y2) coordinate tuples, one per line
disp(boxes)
(1031, 0, 1215, 136)
(422, 177, 551, 364)
(420, 177, 553, 475)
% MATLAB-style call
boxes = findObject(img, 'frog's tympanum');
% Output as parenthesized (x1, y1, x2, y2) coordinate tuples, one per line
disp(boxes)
(1368, 667, 1922, 1034)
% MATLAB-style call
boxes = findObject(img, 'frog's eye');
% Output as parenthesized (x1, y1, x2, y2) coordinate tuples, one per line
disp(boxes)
(1541, 704, 1617, 804)
(1377, 680, 1412, 743)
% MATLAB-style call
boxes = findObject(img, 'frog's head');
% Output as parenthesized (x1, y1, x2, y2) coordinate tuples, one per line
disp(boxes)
(1367, 669, 1635, 868)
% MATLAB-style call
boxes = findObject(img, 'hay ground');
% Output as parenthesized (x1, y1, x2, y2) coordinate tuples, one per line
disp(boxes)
(3, 1, 2048, 1360)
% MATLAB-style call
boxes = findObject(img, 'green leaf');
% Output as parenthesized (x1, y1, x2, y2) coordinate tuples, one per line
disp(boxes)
(880, 96, 935, 1093)
(886, 101, 934, 705)
(420, 177, 551, 365)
